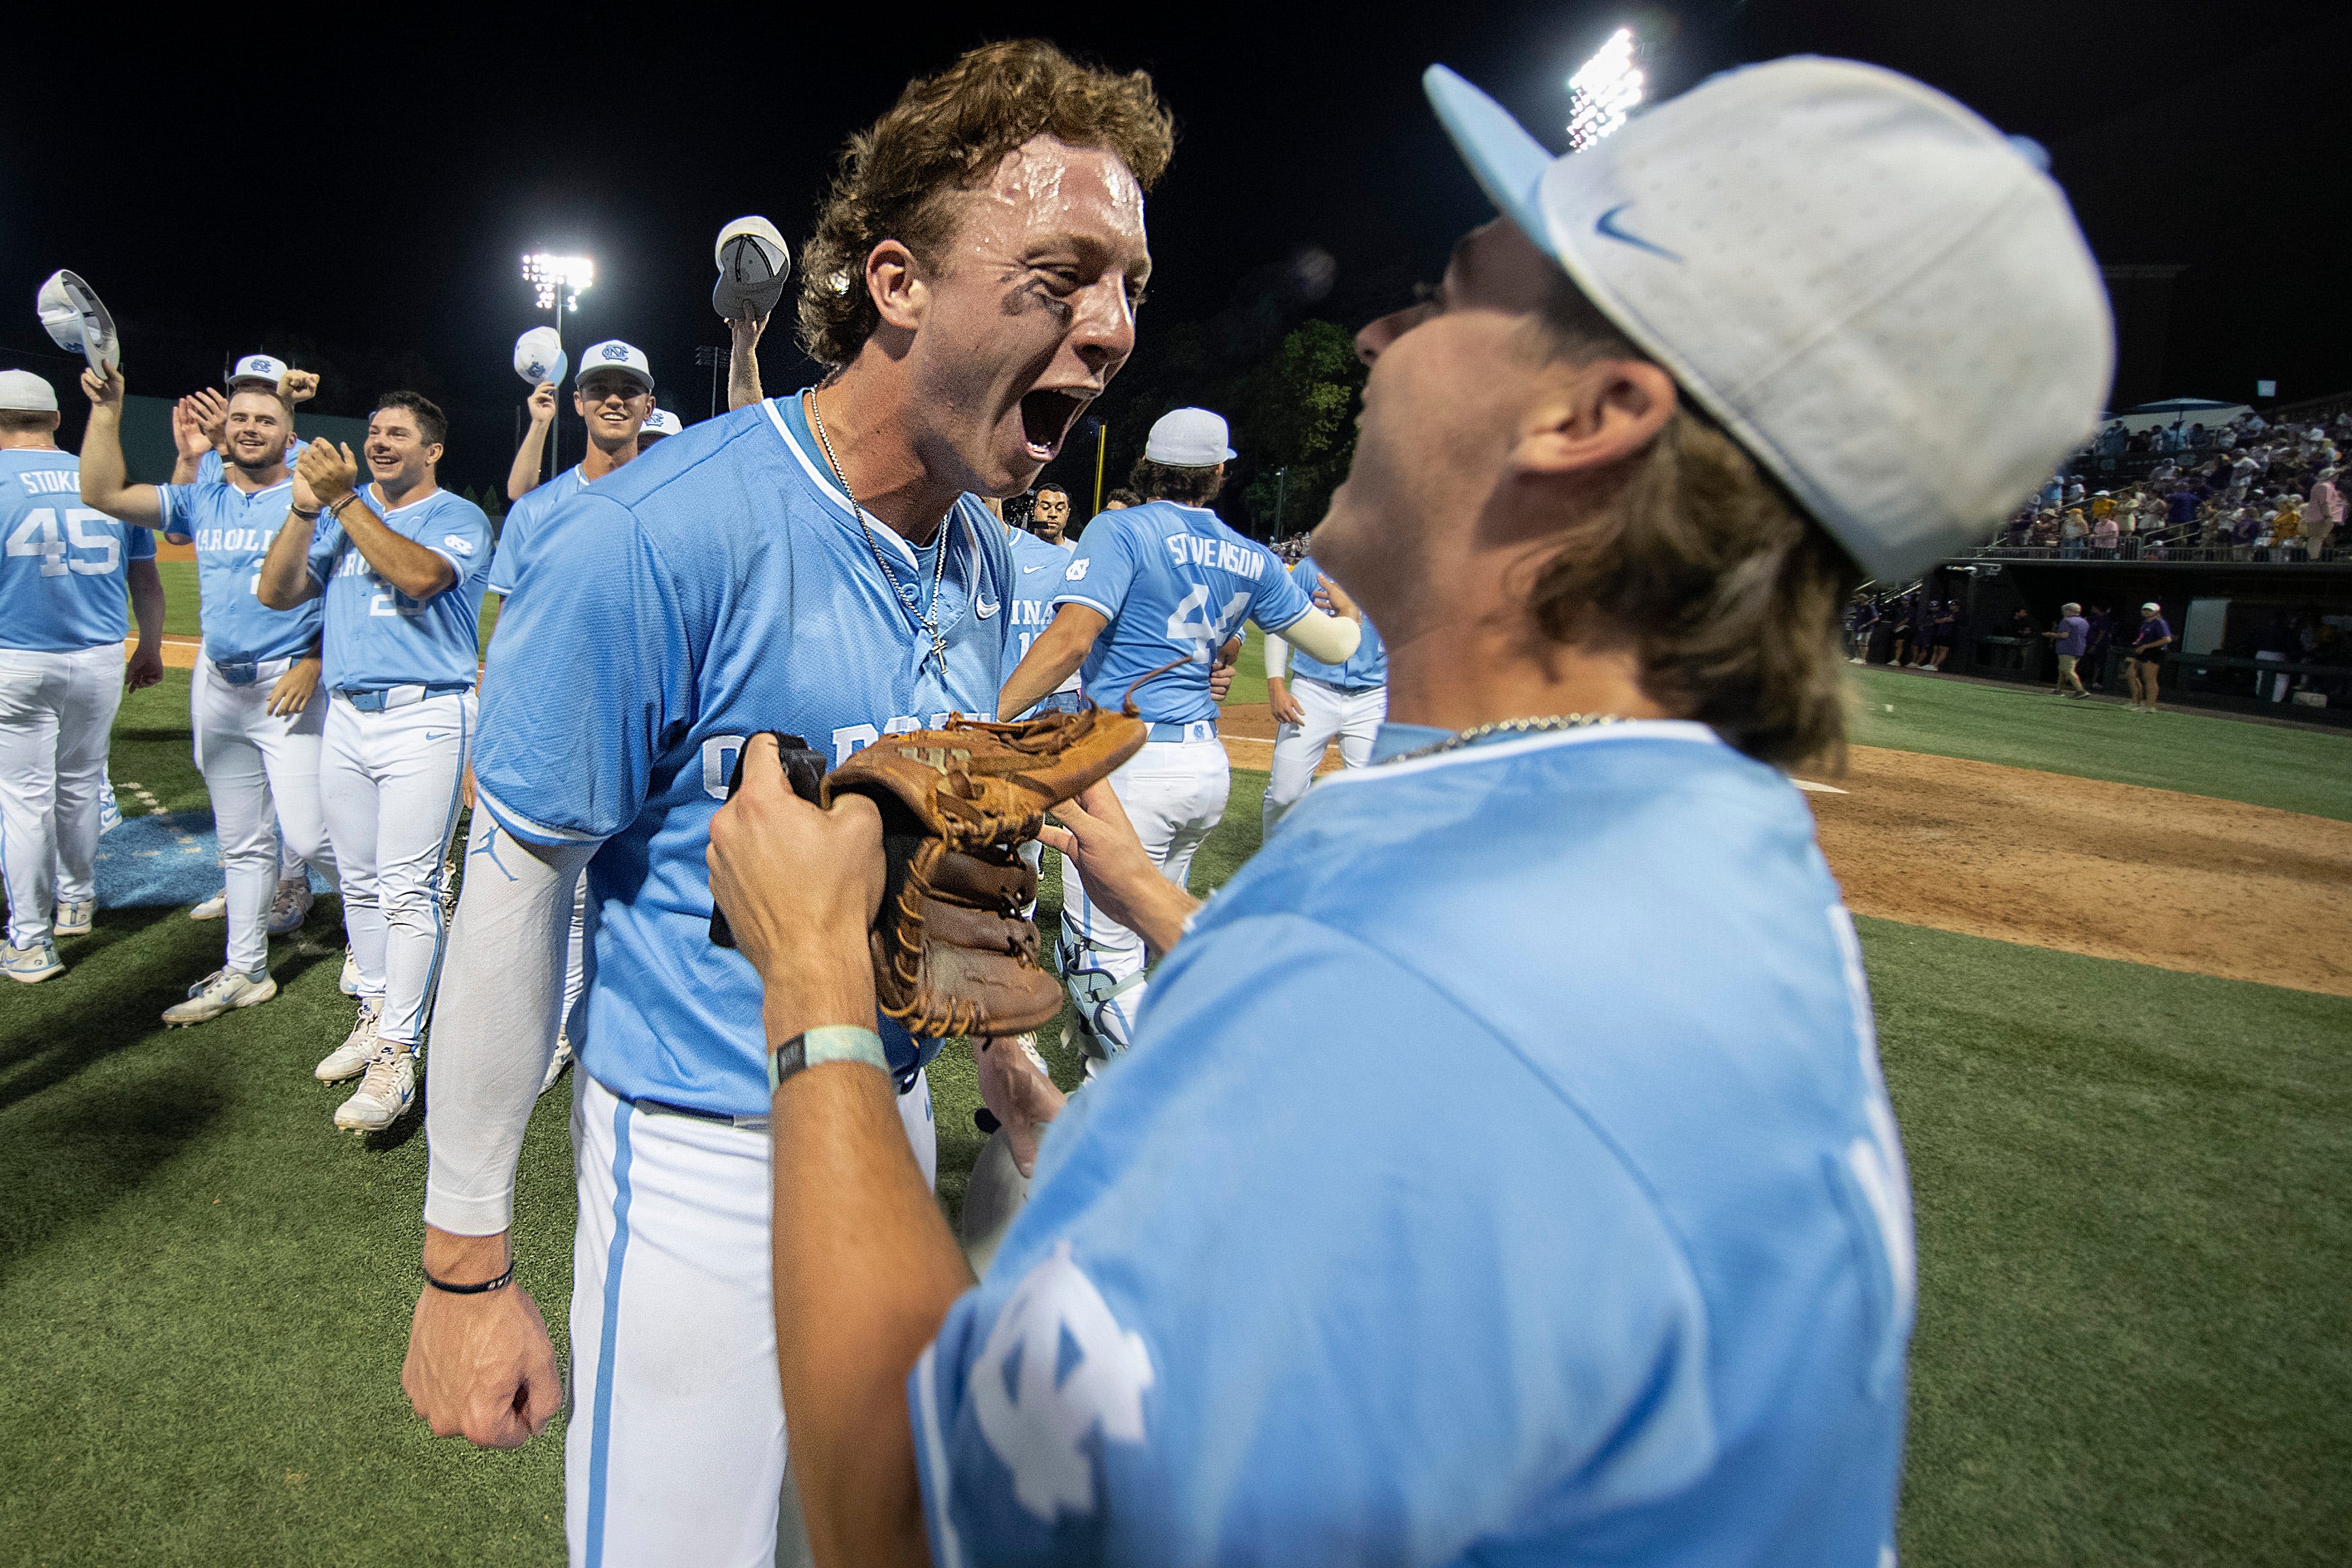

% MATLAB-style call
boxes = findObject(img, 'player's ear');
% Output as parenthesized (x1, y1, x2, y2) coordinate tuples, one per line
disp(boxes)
(1507, 359, 1676, 482)
(867, 239, 926, 334)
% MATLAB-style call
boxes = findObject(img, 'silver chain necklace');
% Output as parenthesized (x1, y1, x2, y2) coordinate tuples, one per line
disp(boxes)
(803, 390, 950, 670)
(1380, 712, 1625, 765)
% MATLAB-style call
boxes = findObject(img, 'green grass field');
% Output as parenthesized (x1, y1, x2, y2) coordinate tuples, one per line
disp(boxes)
(3, 646, 2348, 1563)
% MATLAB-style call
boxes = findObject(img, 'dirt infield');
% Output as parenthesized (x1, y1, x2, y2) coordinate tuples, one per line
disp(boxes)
(1812, 747, 2352, 997)
(1220, 704, 2352, 998)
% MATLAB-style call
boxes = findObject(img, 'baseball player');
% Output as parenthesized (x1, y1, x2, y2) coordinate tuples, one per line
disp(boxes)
(636, 409, 681, 451)
(178, 354, 323, 932)
(400, 40, 1173, 1566)
(1260, 548, 1386, 833)
(1030, 482, 1075, 549)
(255, 392, 492, 1132)
(485, 340, 659, 1092)
(0, 368, 165, 982)
(77, 365, 338, 1022)
(711, 54, 2110, 1567)
(996, 406, 1360, 1064)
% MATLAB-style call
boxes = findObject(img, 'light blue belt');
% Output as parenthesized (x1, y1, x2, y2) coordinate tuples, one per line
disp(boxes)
(336, 681, 472, 712)
(1147, 719, 1218, 743)
(211, 655, 295, 688)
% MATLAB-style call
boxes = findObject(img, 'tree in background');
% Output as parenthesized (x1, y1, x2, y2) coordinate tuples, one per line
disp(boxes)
(1229, 321, 1364, 540)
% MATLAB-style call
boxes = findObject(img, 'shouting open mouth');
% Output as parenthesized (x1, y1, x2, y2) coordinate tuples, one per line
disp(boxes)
(1018, 387, 1092, 462)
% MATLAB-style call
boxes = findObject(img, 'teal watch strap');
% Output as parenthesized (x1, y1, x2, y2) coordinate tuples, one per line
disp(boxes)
(768, 1026, 890, 1091)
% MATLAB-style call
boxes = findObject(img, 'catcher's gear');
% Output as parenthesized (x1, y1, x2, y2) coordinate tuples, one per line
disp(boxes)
(710, 709, 1146, 1037)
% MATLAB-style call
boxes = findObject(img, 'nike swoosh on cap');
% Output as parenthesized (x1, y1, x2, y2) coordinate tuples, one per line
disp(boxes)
(1593, 203, 1684, 263)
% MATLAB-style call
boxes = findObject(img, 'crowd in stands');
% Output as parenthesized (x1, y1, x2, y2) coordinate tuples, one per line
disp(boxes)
(1995, 408, 2349, 561)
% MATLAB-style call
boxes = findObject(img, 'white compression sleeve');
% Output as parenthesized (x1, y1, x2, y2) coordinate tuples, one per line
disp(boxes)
(1264, 632, 1290, 681)
(1282, 608, 1363, 666)
(423, 824, 598, 1235)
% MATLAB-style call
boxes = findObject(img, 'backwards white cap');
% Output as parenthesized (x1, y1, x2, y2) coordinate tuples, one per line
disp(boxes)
(577, 340, 654, 391)
(1424, 57, 2114, 582)
(1145, 407, 1237, 467)
(0, 369, 59, 412)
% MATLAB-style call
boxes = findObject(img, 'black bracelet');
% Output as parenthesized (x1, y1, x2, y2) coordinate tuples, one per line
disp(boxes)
(291, 505, 321, 521)
(423, 1262, 514, 1295)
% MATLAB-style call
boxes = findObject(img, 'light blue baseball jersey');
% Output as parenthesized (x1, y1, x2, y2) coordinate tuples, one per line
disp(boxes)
(470, 392, 1012, 1117)
(1, 449, 154, 652)
(1281, 551, 1386, 689)
(156, 476, 322, 664)
(1055, 501, 1309, 725)
(911, 722, 1914, 1566)
(487, 465, 587, 596)
(1004, 527, 1082, 692)
(303, 486, 493, 691)
(198, 436, 306, 486)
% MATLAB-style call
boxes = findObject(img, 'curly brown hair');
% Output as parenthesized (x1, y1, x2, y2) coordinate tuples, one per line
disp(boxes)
(1523, 278, 1863, 770)
(796, 39, 1175, 370)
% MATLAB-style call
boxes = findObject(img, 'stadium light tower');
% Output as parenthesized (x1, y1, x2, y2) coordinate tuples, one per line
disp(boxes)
(521, 252, 595, 474)
(1567, 26, 1644, 151)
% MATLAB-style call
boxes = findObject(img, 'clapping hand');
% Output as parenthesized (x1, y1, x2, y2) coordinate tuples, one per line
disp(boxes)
(297, 440, 361, 510)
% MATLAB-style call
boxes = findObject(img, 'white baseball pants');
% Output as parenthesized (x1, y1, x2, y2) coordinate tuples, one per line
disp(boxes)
(566, 1068, 934, 1567)
(319, 691, 472, 1049)
(192, 656, 336, 975)
(1262, 677, 1385, 834)
(1058, 734, 1230, 1052)
(0, 644, 123, 947)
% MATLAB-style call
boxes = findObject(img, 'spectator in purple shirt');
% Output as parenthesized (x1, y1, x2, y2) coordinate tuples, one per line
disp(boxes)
(2129, 602, 2174, 714)
(2044, 602, 2091, 698)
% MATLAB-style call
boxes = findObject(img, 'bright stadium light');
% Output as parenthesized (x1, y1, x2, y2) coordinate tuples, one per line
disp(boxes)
(522, 252, 595, 313)
(1567, 27, 1644, 151)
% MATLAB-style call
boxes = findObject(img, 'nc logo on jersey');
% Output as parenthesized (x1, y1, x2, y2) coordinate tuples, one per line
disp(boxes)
(971, 1240, 1154, 1523)
(1065, 558, 1089, 581)
(442, 534, 476, 556)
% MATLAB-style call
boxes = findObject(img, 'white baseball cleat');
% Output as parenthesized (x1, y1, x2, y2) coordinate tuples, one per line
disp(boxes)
(267, 879, 314, 936)
(712, 216, 791, 321)
(338, 946, 360, 996)
(52, 898, 95, 939)
(315, 999, 382, 1082)
(163, 967, 278, 1026)
(189, 889, 229, 921)
(335, 1045, 417, 1134)
(3, 938, 65, 985)
(540, 1031, 574, 1095)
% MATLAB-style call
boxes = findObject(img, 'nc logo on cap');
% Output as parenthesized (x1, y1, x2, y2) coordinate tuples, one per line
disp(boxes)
(602, 344, 629, 363)
(514, 326, 568, 387)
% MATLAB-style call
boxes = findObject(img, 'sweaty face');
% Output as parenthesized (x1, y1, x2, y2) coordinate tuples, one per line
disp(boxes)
(365, 410, 440, 489)
(576, 371, 651, 449)
(1315, 219, 1567, 621)
(902, 137, 1151, 498)
(223, 391, 291, 470)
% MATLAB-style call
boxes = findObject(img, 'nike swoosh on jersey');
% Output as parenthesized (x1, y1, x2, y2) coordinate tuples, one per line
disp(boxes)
(1594, 203, 1684, 263)
(1022, 564, 1055, 574)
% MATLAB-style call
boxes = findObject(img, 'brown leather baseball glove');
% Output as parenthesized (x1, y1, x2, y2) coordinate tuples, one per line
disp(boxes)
(818, 707, 1146, 1038)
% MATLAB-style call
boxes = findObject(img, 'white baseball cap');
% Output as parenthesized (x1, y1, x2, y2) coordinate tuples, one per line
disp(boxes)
(229, 353, 288, 388)
(1424, 57, 2114, 582)
(514, 326, 568, 388)
(640, 408, 682, 437)
(1145, 407, 1236, 466)
(2142, 601, 2161, 611)
(578, 339, 653, 392)
(37, 270, 120, 374)
(0, 369, 59, 412)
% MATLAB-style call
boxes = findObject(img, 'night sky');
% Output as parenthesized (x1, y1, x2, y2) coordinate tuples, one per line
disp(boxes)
(7, 1, 2344, 495)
